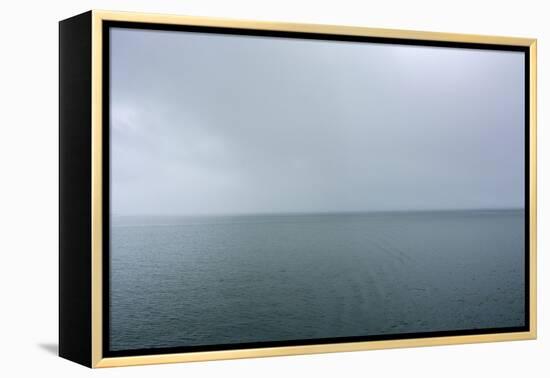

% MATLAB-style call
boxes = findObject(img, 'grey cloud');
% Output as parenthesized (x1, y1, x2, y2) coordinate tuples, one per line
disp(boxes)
(110, 27, 525, 216)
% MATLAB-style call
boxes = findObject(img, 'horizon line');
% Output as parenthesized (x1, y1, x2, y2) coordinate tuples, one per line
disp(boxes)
(112, 207, 525, 218)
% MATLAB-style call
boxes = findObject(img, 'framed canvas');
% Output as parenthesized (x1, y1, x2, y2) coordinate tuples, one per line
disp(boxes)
(59, 10, 537, 368)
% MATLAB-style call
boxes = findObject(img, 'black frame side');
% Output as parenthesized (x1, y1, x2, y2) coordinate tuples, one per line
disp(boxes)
(102, 21, 531, 358)
(59, 11, 93, 368)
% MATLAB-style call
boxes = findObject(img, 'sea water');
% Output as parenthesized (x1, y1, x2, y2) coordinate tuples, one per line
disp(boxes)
(109, 210, 525, 351)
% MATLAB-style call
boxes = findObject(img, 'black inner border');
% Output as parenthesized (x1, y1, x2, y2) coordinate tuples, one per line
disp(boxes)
(102, 20, 531, 358)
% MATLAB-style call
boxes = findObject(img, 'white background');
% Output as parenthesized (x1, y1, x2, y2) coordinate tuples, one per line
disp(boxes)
(0, 0, 547, 376)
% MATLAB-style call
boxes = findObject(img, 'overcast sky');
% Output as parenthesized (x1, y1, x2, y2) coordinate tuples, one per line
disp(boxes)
(110, 27, 525, 216)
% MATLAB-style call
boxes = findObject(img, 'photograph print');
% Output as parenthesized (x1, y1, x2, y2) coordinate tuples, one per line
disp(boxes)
(106, 24, 528, 355)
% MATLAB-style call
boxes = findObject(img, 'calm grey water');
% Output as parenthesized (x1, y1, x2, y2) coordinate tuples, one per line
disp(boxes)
(109, 210, 525, 351)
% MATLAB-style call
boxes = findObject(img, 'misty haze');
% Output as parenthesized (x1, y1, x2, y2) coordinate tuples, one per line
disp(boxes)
(108, 27, 526, 351)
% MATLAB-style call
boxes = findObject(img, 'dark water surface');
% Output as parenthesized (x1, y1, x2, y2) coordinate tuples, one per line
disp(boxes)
(109, 210, 525, 351)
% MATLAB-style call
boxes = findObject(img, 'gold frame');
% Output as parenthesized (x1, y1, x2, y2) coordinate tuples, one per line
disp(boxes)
(89, 9, 537, 368)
